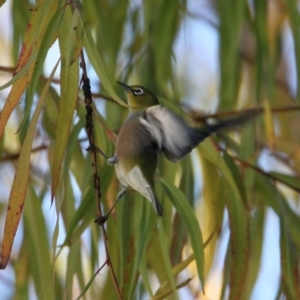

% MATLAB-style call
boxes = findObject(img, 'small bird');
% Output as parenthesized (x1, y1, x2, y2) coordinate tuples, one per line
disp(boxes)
(95, 82, 256, 225)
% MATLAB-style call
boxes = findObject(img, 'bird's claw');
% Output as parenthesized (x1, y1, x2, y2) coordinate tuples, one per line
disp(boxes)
(94, 215, 108, 226)
(86, 145, 101, 153)
(86, 145, 108, 160)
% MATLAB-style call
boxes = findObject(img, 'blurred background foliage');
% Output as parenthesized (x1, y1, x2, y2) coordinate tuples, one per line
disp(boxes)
(0, 0, 300, 299)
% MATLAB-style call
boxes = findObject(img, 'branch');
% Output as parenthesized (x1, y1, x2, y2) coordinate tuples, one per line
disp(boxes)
(80, 50, 122, 299)
(218, 146, 300, 193)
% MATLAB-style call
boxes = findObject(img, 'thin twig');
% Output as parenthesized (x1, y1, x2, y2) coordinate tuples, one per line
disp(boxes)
(189, 106, 300, 122)
(92, 92, 116, 103)
(256, 143, 300, 177)
(218, 146, 300, 193)
(0, 144, 48, 162)
(80, 50, 122, 299)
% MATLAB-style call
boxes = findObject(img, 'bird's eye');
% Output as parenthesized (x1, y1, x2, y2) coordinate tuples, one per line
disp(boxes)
(132, 88, 144, 95)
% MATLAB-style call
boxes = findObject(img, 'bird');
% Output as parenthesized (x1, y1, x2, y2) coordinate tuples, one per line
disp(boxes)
(94, 82, 257, 225)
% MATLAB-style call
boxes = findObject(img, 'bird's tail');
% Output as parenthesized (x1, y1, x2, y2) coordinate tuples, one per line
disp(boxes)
(189, 110, 259, 147)
(154, 194, 163, 216)
(147, 187, 163, 216)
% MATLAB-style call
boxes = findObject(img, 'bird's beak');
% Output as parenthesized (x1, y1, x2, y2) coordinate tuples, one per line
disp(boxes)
(117, 81, 131, 92)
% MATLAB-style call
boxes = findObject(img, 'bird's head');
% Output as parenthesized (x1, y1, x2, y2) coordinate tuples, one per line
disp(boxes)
(117, 81, 159, 113)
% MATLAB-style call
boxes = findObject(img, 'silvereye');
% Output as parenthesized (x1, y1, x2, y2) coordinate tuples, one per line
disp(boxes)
(95, 82, 256, 224)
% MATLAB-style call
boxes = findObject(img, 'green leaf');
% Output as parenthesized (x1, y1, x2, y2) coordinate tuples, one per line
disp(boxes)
(152, 217, 178, 299)
(75, 1, 128, 107)
(199, 141, 241, 200)
(128, 195, 157, 298)
(223, 154, 250, 300)
(269, 172, 300, 191)
(279, 218, 300, 299)
(286, 0, 300, 102)
(51, 6, 80, 201)
(23, 186, 56, 300)
(75, 269, 99, 300)
(160, 178, 205, 292)
(62, 186, 94, 246)
(218, 0, 247, 109)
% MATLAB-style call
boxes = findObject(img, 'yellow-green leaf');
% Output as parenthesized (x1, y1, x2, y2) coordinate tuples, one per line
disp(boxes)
(0, 0, 58, 138)
(0, 60, 59, 269)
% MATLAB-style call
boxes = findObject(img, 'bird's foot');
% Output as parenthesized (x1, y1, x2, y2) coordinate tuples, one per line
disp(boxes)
(86, 144, 101, 153)
(94, 215, 108, 226)
(107, 156, 118, 165)
(86, 145, 108, 159)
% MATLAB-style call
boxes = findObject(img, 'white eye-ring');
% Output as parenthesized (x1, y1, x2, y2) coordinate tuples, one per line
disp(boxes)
(133, 88, 144, 95)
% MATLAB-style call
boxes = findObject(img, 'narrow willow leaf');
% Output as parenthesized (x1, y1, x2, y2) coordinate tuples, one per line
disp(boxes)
(263, 99, 275, 151)
(156, 229, 216, 298)
(279, 218, 300, 299)
(64, 118, 86, 181)
(66, 240, 81, 300)
(11, 0, 30, 62)
(199, 141, 241, 200)
(92, 0, 128, 76)
(225, 197, 249, 300)
(223, 154, 250, 300)
(172, 228, 215, 277)
(22, 6, 65, 125)
(100, 212, 122, 299)
(0, 0, 58, 138)
(199, 154, 225, 276)
(253, 0, 267, 75)
(153, 277, 192, 300)
(0, 60, 59, 269)
(61, 187, 94, 246)
(128, 196, 156, 298)
(51, 6, 80, 202)
(23, 186, 56, 300)
(146, 227, 170, 285)
(75, 0, 128, 107)
(160, 178, 205, 292)
(139, 258, 154, 297)
(269, 172, 300, 192)
(218, 0, 247, 109)
(75, 269, 99, 300)
(275, 190, 300, 250)
(220, 242, 231, 300)
(157, 218, 178, 299)
(144, 0, 180, 86)
(13, 242, 31, 299)
(243, 208, 265, 299)
(52, 217, 60, 267)
(0, 52, 36, 90)
(116, 192, 134, 292)
(169, 157, 194, 267)
(254, 174, 280, 213)
(255, 174, 300, 248)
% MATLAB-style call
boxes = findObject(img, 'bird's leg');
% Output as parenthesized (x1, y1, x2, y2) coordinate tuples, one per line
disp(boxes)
(86, 145, 118, 166)
(94, 188, 127, 225)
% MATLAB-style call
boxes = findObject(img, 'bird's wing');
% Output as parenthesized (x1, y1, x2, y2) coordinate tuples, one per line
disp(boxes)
(139, 105, 193, 162)
(139, 105, 257, 162)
